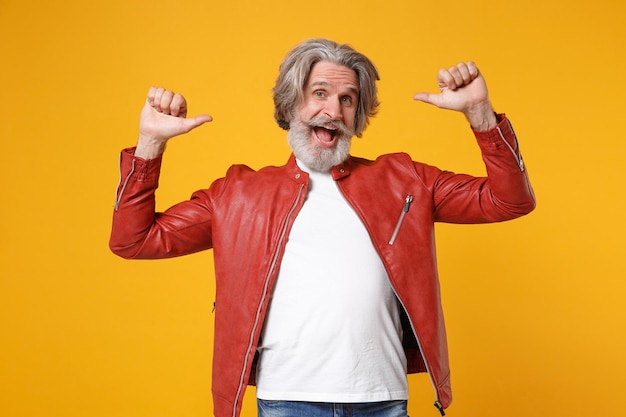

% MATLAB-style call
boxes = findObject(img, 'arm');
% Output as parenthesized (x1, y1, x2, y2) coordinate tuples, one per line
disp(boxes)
(429, 114, 535, 223)
(109, 88, 214, 259)
(414, 63, 535, 222)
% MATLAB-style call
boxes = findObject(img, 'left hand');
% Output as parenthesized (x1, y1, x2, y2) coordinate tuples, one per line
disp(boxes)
(413, 62, 497, 131)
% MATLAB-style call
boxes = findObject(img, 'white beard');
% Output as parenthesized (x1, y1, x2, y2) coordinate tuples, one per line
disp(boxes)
(287, 116, 353, 172)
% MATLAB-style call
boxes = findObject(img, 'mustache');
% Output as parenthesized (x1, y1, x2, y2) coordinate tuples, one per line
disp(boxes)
(306, 115, 353, 138)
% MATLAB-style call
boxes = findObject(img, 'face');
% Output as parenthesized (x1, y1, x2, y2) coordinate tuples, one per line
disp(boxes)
(287, 61, 359, 172)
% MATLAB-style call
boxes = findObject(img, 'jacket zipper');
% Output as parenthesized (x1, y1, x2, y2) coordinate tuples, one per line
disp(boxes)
(114, 157, 136, 211)
(389, 195, 413, 245)
(337, 187, 442, 414)
(497, 119, 525, 172)
(388, 194, 444, 414)
(393, 289, 446, 416)
(231, 183, 305, 417)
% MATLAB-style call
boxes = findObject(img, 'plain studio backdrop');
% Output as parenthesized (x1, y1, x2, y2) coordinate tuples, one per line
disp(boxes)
(1, 1, 624, 416)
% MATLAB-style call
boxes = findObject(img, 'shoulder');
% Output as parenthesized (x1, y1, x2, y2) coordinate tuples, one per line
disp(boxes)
(349, 152, 437, 174)
(197, 160, 293, 203)
(223, 160, 292, 181)
(347, 153, 444, 192)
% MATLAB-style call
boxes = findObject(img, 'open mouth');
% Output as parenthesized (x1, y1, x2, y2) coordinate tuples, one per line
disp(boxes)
(313, 126, 338, 147)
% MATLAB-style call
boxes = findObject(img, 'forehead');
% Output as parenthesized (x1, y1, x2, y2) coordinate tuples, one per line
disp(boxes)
(306, 61, 359, 91)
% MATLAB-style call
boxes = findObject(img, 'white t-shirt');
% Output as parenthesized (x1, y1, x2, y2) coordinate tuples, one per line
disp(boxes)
(255, 161, 408, 402)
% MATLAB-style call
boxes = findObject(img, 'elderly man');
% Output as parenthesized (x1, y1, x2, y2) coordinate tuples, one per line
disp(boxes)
(110, 38, 535, 417)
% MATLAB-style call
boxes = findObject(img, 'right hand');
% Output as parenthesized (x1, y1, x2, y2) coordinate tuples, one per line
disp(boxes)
(135, 87, 213, 159)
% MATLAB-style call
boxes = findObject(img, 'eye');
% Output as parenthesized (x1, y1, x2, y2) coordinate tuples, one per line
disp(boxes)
(314, 90, 325, 98)
(341, 95, 354, 105)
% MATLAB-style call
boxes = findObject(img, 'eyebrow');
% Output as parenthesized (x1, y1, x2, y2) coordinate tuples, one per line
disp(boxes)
(309, 80, 359, 96)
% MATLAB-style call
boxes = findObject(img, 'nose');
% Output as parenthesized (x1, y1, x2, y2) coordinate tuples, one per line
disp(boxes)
(323, 96, 342, 121)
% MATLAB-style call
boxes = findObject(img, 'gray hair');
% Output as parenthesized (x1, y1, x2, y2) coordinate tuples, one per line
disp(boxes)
(273, 38, 380, 138)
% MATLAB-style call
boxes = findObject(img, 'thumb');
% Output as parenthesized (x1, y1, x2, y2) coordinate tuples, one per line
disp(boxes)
(413, 92, 439, 106)
(182, 114, 213, 133)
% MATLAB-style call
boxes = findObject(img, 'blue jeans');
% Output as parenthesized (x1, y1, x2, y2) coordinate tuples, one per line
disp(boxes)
(257, 399, 408, 417)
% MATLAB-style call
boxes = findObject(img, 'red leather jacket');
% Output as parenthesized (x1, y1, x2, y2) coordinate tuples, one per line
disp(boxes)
(110, 115, 535, 417)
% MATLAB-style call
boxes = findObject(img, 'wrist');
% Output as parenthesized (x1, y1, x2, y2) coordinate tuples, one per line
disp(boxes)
(135, 134, 167, 159)
(464, 100, 497, 131)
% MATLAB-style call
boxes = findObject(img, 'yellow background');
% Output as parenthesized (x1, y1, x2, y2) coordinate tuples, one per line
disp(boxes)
(1, 0, 625, 416)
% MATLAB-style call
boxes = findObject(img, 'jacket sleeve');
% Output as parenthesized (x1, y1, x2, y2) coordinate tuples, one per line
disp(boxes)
(109, 148, 215, 259)
(430, 114, 536, 223)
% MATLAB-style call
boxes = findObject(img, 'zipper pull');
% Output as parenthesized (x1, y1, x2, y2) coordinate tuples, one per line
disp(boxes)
(403, 195, 414, 212)
(389, 195, 413, 245)
(434, 401, 445, 416)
